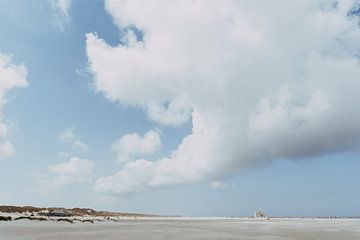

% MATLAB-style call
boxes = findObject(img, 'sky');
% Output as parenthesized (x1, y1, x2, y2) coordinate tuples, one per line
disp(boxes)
(0, 0, 360, 217)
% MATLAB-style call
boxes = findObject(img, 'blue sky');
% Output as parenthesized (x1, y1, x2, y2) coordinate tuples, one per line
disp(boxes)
(0, 0, 359, 217)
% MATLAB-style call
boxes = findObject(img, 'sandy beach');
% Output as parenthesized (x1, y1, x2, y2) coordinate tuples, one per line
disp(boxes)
(1, 218, 359, 240)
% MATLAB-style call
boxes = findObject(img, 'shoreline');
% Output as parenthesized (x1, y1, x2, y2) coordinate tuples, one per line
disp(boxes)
(1, 217, 359, 240)
(2, 212, 360, 223)
(1, 206, 359, 224)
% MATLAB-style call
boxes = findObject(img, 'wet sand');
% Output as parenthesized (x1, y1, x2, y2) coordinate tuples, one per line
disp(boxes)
(0, 218, 359, 240)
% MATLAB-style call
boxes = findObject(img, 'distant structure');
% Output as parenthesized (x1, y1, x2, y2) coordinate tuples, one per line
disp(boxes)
(50, 209, 72, 217)
(254, 209, 268, 219)
(38, 208, 72, 217)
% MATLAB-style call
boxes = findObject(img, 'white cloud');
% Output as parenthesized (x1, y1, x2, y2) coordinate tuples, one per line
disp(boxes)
(147, 95, 192, 126)
(0, 141, 15, 159)
(58, 127, 75, 141)
(49, 157, 93, 178)
(51, 0, 72, 30)
(89, 0, 360, 194)
(58, 127, 88, 152)
(95, 159, 154, 193)
(0, 54, 28, 160)
(73, 139, 89, 152)
(210, 181, 227, 189)
(112, 130, 161, 162)
(56, 0, 71, 15)
(42, 157, 94, 189)
(0, 125, 11, 159)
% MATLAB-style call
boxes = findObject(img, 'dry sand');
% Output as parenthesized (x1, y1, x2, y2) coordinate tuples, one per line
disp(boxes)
(0, 218, 359, 240)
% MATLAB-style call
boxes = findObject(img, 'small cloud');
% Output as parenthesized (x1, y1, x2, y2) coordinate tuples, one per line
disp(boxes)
(58, 127, 75, 142)
(112, 129, 161, 162)
(49, 157, 93, 178)
(75, 66, 91, 77)
(40, 157, 94, 189)
(58, 127, 88, 152)
(73, 139, 89, 152)
(0, 54, 28, 160)
(95, 159, 154, 194)
(210, 181, 227, 189)
(51, 0, 72, 30)
(0, 141, 15, 159)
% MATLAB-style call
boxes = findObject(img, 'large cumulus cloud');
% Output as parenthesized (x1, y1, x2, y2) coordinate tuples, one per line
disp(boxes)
(86, 0, 360, 194)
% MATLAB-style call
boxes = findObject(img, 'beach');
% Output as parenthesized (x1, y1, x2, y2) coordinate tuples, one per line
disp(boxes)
(1, 218, 359, 240)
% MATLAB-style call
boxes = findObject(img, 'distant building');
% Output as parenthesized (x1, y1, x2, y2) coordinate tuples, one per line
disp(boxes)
(38, 209, 72, 217)
(50, 209, 72, 217)
(254, 209, 267, 219)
